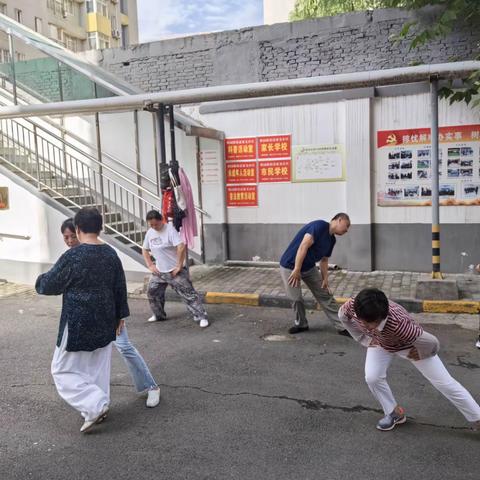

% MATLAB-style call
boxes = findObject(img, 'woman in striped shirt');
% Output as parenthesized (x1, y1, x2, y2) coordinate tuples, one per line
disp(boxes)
(339, 288, 480, 431)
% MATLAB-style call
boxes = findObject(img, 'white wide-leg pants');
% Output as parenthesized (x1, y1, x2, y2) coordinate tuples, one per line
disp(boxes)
(51, 328, 112, 422)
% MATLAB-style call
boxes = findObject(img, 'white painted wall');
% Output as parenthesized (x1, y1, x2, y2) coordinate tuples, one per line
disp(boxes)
(0, 170, 147, 285)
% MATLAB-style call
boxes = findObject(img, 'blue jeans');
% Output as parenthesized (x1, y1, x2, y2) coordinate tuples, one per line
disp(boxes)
(114, 324, 157, 393)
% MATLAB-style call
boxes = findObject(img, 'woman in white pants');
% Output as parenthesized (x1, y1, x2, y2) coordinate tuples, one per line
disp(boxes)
(339, 288, 480, 431)
(37, 208, 130, 433)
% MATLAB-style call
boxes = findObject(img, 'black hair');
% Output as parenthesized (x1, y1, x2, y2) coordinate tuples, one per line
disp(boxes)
(73, 207, 102, 234)
(331, 212, 350, 223)
(146, 210, 163, 221)
(353, 288, 389, 323)
(61, 218, 75, 234)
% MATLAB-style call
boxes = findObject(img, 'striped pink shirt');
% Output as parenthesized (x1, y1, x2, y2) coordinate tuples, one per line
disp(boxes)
(340, 298, 423, 352)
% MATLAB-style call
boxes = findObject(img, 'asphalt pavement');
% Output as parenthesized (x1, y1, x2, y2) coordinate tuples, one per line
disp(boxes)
(1, 294, 479, 480)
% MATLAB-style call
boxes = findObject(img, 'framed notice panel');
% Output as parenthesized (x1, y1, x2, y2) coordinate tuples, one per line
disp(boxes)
(377, 124, 480, 206)
(292, 145, 345, 182)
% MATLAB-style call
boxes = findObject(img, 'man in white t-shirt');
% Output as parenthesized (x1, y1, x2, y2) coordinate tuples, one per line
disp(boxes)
(142, 210, 209, 328)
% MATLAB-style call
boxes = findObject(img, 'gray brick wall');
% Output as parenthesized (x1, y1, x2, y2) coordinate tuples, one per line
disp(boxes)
(93, 8, 479, 93)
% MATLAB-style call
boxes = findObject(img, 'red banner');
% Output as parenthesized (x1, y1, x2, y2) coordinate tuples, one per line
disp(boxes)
(258, 160, 291, 182)
(377, 125, 480, 148)
(226, 185, 258, 207)
(225, 137, 257, 161)
(225, 161, 257, 184)
(258, 134, 291, 159)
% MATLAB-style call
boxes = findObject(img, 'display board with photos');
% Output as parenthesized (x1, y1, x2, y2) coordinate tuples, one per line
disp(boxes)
(376, 125, 480, 206)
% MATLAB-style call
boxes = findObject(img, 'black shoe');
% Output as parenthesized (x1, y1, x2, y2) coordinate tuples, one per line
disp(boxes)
(337, 329, 352, 338)
(289, 325, 309, 334)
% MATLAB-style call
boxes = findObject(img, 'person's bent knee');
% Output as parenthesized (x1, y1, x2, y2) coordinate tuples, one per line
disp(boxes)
(365, 373, 385, 386)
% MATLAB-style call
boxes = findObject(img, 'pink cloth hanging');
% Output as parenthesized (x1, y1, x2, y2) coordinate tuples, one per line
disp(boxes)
(179, 167, 198, 248)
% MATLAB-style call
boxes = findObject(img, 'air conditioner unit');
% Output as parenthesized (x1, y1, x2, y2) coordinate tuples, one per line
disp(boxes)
(111, 29, 120, 38)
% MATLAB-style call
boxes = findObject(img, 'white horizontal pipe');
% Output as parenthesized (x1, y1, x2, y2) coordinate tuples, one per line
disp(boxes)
(0, 61, 478, 119)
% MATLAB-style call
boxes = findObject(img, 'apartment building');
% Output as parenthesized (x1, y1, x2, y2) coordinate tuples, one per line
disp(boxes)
(0, 0, 138, 61)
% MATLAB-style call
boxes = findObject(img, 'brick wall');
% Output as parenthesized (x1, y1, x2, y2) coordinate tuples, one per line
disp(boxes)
(90, 8, 479, 92)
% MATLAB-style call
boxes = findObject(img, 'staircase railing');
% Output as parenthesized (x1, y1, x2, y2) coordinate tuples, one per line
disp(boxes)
(0, 116, 162, 250)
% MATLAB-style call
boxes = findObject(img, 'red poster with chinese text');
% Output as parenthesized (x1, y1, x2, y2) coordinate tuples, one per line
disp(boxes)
(225, 161, 257, 184)
(258, 160, 291, 183)
(226, 185, 258, 207)
(258, 134, 291, 159)
(377, 125, 480, 148)
(225, 137, 257, 161)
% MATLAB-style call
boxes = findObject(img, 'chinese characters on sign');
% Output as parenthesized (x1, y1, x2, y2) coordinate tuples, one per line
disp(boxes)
(258, 160, 291, 183)
(258, 135, 291, 159)
(226, 185, 258, 207)
(225, 161, 257, 184)
(224, 135, 292, 207)
(225, 137, 257, 161)
(377, 125, 480, 206)
(200, 150, 221, 184)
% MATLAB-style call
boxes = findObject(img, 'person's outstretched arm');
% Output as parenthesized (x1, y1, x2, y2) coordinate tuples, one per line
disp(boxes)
(35, 252, 72, 296)
(338, 299, 373, 347)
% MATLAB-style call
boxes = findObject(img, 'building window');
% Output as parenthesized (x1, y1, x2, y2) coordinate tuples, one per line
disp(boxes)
(64, 0, 74, 16)
(120, 0, 128, 14)
(121, 25, 128, 48)
(49, 23, 62, 41)
(86, 0, 94, 13)
(64, 34, 79, 52)
(14, 8, 22, 23)
(35, 17, 43, 33)
(87, 32, 97, 49)
(0, 3, 7, 15)
(97, 0, 108, 17)
(0, 49, 11, 64)
(98, 32, 110, 49)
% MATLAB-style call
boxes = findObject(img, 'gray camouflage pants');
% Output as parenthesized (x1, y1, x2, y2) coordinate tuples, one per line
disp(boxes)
(147, 268, 208, 323)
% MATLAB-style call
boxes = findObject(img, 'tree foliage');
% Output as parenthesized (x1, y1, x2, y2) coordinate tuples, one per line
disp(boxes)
(289, 1, 480, 106)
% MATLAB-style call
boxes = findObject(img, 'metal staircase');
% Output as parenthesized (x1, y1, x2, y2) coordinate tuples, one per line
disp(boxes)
(0, 91, 162, 257)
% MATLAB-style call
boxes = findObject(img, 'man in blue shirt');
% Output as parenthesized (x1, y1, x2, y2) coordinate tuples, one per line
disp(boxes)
(279, 213, 351, 335)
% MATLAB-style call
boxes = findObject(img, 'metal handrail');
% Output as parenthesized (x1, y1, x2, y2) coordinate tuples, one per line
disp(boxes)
(0, 232, 31, 240)
(0, 77, 159, 191)
(1, 116, 163, 203)
(0, 145, 153, 249)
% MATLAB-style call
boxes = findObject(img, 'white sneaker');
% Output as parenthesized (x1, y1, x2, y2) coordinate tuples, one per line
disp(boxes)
(147, 315, 157, 322)
(146, 387, 160, 408)
(475, 336, 480, 349)
(199, 319, 209, 328)
(80, 405, 109, 433)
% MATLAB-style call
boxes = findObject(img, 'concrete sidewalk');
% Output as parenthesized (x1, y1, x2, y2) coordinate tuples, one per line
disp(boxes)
(129, 266, 480, 314)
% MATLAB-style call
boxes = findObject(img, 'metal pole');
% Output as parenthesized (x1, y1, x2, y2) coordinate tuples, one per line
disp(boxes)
(133, 110, 144, 220)
(7, 31, 17, 105)
(33, 125, 41, 189)
(94, 112, 106, 228)
(430, 77, 442, 279)
(156, 104, 166, 165)
(168, 105, 177, 163)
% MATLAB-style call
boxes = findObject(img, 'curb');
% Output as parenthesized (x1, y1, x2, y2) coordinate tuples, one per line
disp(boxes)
(128, 290, 480, 314)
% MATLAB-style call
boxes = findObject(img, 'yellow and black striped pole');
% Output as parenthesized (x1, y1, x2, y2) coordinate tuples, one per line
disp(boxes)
(430, 77, 443, 279)
(432, 224, 442, 279)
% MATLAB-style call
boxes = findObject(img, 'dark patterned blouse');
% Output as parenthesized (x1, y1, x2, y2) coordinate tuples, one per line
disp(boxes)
(35, 243, 130, 352)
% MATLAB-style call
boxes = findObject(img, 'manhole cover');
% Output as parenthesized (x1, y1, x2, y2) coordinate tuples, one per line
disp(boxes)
(261, 334, 293, 342)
